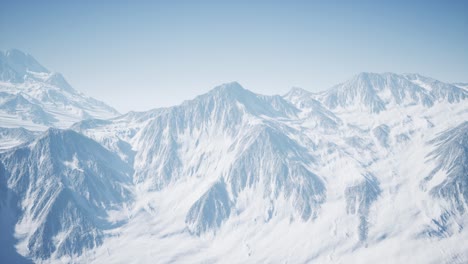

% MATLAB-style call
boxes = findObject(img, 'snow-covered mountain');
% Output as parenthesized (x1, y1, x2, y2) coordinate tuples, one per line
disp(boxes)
(0, 49, 119, 132)
(1, 67, 467, 263)
(0, 129, 133, 262)
(314, 72, 466, 113)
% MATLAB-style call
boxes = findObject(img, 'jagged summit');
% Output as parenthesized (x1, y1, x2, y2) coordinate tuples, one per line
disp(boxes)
(210, 81, 245, 93)
(183, 81, 298, 120)
(203, 81, 256, 102)
(0, 49, 75, 93)
(315, 72, 466, 113)
(284, 86, 311, 98)
(1, 49, 49, 76)
(0, 49, 119, 129)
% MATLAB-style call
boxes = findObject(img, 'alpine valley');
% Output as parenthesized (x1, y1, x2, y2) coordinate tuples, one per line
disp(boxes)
(1, 50, 467, 263)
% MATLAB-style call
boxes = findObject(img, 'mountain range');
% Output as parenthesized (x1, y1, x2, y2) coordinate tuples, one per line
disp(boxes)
(0, 50, 467, 263)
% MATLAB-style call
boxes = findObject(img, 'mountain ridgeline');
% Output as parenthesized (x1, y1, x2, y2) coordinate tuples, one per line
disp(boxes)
(0, 50, 467, 263)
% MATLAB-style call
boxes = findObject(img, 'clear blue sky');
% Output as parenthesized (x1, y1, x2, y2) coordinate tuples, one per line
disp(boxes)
(1, 0, 467, 112)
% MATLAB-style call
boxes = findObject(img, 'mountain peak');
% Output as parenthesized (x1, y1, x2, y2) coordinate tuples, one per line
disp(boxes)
(45, 72, 75, 93)
(401, 73, 436, 83)
(210, 81, 246, 95)
(1, 49, 49, 75)
(0, 49, 119, 128)
(190, 81, 297, 120)
(351, 72, 400, 83)
(36, 128, 79, 145)
(321, 72, 436, 113)
(286, 87, 311, 97)
(204, 81, 257, 102)
(354, 71, 374, 78)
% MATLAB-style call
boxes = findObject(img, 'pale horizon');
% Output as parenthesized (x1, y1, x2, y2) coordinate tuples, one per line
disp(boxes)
(1, 0, 467, 112)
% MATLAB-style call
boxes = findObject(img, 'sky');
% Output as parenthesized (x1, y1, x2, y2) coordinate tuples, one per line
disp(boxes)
(1, 0, 467, 112)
